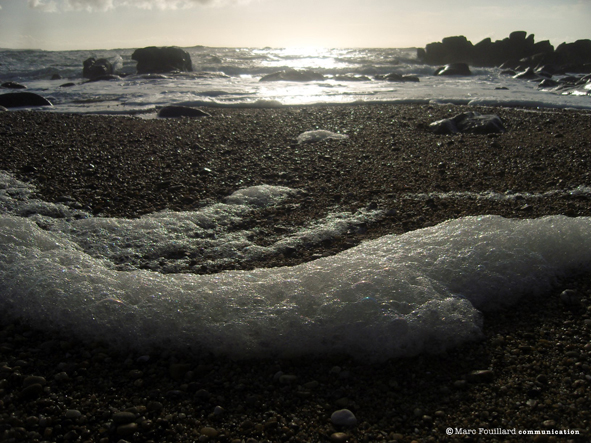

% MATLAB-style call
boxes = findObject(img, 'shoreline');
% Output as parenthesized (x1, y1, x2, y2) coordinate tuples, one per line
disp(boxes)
(1, 104, 591, 441)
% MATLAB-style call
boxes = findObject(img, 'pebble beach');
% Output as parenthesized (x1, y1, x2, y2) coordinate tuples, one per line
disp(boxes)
(1, 104, 591, 442)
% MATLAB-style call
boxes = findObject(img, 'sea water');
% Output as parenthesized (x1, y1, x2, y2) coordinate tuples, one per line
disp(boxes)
(1, 171, 591, 361)
(0, 46, 590, 114)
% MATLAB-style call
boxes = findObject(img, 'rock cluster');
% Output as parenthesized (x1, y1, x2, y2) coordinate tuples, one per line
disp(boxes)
(418, 31, 591, 73)
(131, 46, 193, 74)
(82, 57, 115, 79)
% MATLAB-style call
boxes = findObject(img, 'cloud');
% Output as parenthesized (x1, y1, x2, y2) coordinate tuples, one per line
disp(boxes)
(28, 0, 58, 12)
(24, 0, 249, 11)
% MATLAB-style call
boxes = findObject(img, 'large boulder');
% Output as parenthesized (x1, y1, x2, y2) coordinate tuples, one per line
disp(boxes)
(132, 47, 193, 74)
(83, 57, 114, 79)
(0, 92, 52, 108)
(549, 40, 591, 71)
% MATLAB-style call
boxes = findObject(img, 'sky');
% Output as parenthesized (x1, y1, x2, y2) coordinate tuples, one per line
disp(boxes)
(0, 0, 589, 50)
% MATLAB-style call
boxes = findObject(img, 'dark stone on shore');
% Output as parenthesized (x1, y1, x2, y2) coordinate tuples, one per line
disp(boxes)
(434, 63, 471, 76)
(430, 112, 505, 135)
(1, 81, 26, 89)
(158, 105, 211, 118)
(20, 383, 44, 400)
(83, 57, 114, 79)
(132, 46, 193, 74)
(259, 69, 325, 82)
(0, 92, 52, 108)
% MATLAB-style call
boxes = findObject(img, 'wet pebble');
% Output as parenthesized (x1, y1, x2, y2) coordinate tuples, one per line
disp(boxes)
(331, 409, 357, 427)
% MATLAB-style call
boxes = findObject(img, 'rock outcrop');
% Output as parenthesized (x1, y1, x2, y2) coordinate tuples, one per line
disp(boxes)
(132, 47, 193, 74)
(418, 31, 591, 73)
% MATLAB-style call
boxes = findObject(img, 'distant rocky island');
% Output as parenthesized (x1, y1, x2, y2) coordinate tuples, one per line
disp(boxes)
(418, 31, 591, 73)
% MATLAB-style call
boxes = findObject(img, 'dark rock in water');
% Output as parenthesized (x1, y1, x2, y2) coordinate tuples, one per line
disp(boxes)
(418, 31, 554, 68)
(260, 69, 325, 82)
(1, 81, 26, 89)
(0, 92, 52, 108)
(420, 35, 474, 66)
(60, 82, 77, 88)
(158, 105, 211, 118)
(51, 73, 62, 80)
(83, 57, 114, 79)
(85, 74, 121, 83)
(419, 31, 591, 73)
(132, 46, 193, 74)
(430, 112, 505, 135)
(537, 78, 559, 88)
(434, 63, 471, 76)
(513, 67, 539, 79)
(333, 74, 372, 82)
(380, 73, 420, 82)
(551, 39, 591, 68)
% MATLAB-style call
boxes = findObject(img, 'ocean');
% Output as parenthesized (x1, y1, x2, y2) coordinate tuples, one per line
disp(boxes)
(1, 46, 591, 361)
(1, 46, 590, 113)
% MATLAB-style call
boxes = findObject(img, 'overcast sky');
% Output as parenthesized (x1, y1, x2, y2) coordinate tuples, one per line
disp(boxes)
(0, 0, 589, 50)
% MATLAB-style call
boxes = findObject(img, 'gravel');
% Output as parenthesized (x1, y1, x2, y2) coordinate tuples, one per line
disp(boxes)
(1, 104, 590, 442)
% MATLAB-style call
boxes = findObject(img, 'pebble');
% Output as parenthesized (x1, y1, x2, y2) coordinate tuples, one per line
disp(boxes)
(113, 411, 136, 424)
(466, 369, 495, 383)
(201, 426, 219, 438)
(65, 409, 82, 419)
(330, 409, 357, 427)
(20, 383, 43, 400)
(23, 375, 47, 387)
(559, 289, 581, 306)
(330, 432, 349, 442)
(117, 423, 138, 436)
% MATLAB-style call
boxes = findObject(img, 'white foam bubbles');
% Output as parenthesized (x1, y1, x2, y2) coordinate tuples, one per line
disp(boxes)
(297, 130, 349, 144)
(2, 172, 591, 361)
(2, 209, 591, 360)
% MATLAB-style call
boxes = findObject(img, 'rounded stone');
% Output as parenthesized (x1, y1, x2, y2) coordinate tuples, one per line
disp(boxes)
(113, 411, 136, 424)
(117, 423, 138, 436)
(65, 409, 82, 419)
(331, 432, 349, 442)
(330, 409, 357, 427)
(200, 427, 219, 438)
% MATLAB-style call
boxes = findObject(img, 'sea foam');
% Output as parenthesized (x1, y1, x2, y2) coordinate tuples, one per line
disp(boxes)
(1, 172, 591, 361)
